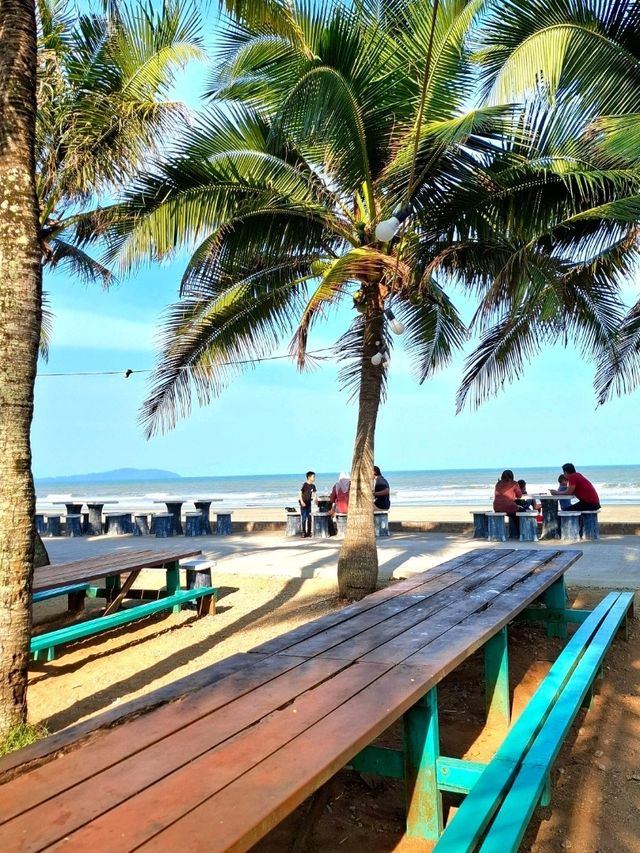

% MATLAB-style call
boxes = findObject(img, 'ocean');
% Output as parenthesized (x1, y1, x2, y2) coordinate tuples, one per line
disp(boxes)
(35, 465, 640, 509)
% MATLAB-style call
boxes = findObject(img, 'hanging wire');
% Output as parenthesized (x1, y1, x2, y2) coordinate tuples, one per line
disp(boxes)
(37, 347, 338, 377)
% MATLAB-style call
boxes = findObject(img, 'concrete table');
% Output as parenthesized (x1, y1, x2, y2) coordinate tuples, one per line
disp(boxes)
(193, 499, 223, 535)
(86, 501, 119, 536)
(153, 500, 187, 535)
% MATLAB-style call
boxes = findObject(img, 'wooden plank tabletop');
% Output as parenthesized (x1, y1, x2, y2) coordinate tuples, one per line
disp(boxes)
(2, 548, 582, 852)
(32, 548, 203, 592)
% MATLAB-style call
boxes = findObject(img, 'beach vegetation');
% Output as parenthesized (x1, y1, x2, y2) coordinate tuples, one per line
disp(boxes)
(97, 0, 639, 599)
(0, 721, 48, 757)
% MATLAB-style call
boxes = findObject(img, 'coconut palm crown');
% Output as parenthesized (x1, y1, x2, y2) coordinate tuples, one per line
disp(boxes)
(104, 0, 635, 597)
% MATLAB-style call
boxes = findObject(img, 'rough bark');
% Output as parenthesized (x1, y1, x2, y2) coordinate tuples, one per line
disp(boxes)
(337, 297, 384, 600)
(0, 0, 42, 736)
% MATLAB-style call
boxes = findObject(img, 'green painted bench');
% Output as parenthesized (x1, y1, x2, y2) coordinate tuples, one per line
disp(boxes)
(434, 590, 634, 852)
(31, 585, 217, 662)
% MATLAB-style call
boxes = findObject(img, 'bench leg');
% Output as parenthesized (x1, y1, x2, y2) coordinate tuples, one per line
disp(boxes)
(165, 561, 181, 614)
(403, 687, 443, 843)
(543, 577, 568, 639)
(484, 627, 510, 729)
(67, 590, 86, 614)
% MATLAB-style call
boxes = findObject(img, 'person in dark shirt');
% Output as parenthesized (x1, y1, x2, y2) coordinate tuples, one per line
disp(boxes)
(298, 471, 317, 537)
(373, 465, 391, 510)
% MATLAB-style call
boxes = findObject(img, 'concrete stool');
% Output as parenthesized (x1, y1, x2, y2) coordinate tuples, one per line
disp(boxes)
(65, 514, 83, 537)
(154, 512, 174, 537)
(471, 511, 489, 539)
(180, 557, 217, 616)
(486, 512, 506, 542)
(335, 513, 348, 537)
(285, 511, 302, 538)
(104, 512, 132, 536)
(45, 514, 62, 537)
(184, 511, 203, 536)
(374, 511, 390, 537)
(35, 513, 46, 535)
(517, 511, 538, 542)
(582, 511, 600, 540)
(313, 512, 331, 539)
(133, 513, 150, 536)
(558, 511, 581, 543)
(216, 511, 233, 535)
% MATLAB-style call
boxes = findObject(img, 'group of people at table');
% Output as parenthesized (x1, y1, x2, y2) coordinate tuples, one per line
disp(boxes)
(494, 463, 601, 532)
(297, 467, 390, 537)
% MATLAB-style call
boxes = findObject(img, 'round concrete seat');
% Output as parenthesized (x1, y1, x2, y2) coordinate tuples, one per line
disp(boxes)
(153, 512, 174, 537)
(558, 510, 581, 543)
(471, 511, 490, 539)
(374, 511, 389, 537)
(285, 511, 302, 538)
(184, 511, 203, 536)
(485, 512, 506, 542)
(45, 514, 63, 537)
(312, 512, 331, 539)
(133, 513, 150, 536)
(104, 512, 132, 536)
(65, 514, 83, 537)
(516, 511, 538, 542)
(215, 511, 233, 535)
(581, 511, 600, 541)
(335, 513, 348, 536)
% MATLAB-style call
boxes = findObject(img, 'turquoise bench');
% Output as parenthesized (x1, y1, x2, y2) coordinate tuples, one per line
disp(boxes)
(30, 585, 217, 662)
(32, 583, 92, 603)
(434, 590, 634, 852)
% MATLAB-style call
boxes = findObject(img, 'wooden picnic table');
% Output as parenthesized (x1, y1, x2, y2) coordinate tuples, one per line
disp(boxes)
(1, 547, 582, 851)
(33, 547, 202, 615)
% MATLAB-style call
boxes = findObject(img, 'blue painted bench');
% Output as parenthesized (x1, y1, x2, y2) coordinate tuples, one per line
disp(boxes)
(31, 585, 217, 661)
(32, 583, 91, 603)
(434, 590, 634, 852)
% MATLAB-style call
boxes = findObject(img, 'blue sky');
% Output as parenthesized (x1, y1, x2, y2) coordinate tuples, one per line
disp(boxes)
(31, 4, 640, 480)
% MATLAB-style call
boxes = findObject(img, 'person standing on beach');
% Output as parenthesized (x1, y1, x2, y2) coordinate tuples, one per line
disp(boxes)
(298, 471, 317, 537)
(373, 466, 391, 510)
(551, 463, 600, 512)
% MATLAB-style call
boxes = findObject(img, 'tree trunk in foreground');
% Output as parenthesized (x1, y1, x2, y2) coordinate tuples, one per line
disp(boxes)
(0, 0, 42, 737)
(338, 308, 384, 600)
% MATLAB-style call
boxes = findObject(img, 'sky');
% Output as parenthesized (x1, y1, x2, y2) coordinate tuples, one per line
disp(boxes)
(31, 3, 640, 480)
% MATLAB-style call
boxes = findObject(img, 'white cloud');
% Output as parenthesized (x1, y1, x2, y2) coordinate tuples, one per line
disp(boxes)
(51, 308, 156, 352)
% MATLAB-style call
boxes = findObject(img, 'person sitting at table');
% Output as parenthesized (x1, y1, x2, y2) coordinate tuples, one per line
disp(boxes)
(493, 470, 523, 532)
(555, 474, 573, 510)
(516, 479, 540, 512)
(329, 472, 350, 516)
(550, 463, 601, 512)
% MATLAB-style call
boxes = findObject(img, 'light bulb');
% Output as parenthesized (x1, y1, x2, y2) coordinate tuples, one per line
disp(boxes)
(385, 308, 405, 335)
(371, 351, 383, 366)
(375, 216, 401, 242)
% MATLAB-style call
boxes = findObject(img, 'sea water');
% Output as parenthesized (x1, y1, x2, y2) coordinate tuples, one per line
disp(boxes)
(36, 465, 640, 509)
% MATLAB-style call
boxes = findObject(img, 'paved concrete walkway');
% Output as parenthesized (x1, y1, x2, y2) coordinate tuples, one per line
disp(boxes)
(43, 530, 640, 589)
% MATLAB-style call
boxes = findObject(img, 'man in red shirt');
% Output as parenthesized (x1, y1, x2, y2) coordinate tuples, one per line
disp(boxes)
(551, 463, 600, 512)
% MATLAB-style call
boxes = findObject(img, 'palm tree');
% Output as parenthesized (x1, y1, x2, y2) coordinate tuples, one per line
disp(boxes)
(473, 0, 640, 404)
(0, 0, 203, 737)
(104, 0, 634, 599)
(37, 0, 204, 286)
(0, 0, 42, 738)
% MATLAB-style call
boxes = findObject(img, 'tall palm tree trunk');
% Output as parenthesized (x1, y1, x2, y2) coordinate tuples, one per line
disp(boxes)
(337, 304, 384, 600)
(0, 0, 42, 737)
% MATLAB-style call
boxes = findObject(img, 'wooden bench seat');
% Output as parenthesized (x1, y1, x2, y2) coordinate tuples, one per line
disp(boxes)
(434, 590, 634, 852)
(32, 583, 91, 603)
(30, 586, 217, 661)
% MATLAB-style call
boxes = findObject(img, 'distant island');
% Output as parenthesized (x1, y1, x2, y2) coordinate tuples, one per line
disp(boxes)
(36, 468, 181, 484)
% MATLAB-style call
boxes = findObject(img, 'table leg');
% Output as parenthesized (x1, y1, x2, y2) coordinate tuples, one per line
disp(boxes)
(194, 501, 212, 535)
(165, 560, 181, 614)
(103, 569, 142, 617)
(165, 502, 184, 535)
(539, 497, 559, 540)
(484, 627, 510, 729)
(86, 503, 105, 536)
(543, 576, 568, 638)
(404, 687, 443, 842)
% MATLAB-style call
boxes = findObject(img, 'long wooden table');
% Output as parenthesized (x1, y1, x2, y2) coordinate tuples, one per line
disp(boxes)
(2, 548, 582, 850)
